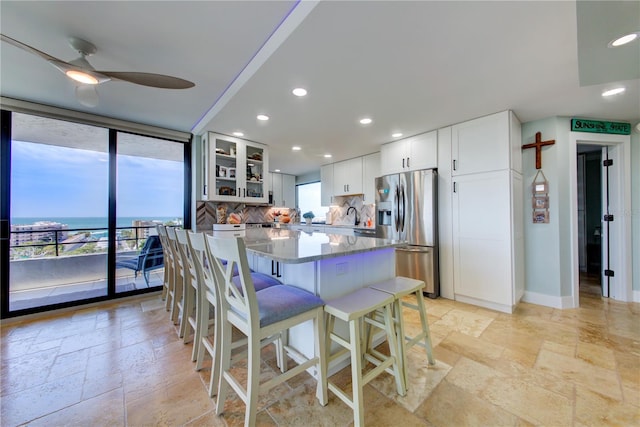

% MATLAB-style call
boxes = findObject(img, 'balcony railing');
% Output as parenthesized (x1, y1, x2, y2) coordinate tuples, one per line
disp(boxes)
(8, 224, 169, 310)
(9, 225, 157, 259)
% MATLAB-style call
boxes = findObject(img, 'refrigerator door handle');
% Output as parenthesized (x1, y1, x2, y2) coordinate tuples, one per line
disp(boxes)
(394, 185, 400, 232)
(401, 184, 406, 233)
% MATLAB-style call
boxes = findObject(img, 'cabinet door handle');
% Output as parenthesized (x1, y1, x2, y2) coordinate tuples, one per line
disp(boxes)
(453, 159, 457, 171)
(271, 260, 276, 276)
(243, 188, 246, 198)
(453, 182, 457, 193)
(402, 158, 405, 169)
(407, 157, 410, 169)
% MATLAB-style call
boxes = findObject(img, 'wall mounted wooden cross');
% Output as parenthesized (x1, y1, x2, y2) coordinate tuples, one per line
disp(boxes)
(522, 132, 555, 169)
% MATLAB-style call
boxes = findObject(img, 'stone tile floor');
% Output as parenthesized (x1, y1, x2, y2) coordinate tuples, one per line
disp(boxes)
(1, 278, 638, 426)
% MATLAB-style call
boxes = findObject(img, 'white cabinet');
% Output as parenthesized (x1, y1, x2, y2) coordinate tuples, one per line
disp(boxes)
(380, 130, 437, 175)
(448, 110, 523, 313)
(271, 172, 296, 208)
(362, 152, 380, 203)
(333, 157, 363, 196)
(451, 110, 521, 176)
(320, 164, 334, 206)
(202, 132, 269, 203)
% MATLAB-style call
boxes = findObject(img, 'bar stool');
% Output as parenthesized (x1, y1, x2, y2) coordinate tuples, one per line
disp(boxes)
(368, 276, 435, 387)
(156, 225, 174, 312)
(175, 228, 198, 344)
(164, 227, 183, 325)
(207, 234, 327, 426)
(324, 287, 406, 427)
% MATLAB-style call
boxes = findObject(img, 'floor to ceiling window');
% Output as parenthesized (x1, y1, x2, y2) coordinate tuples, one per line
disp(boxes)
(1, 109, 190, 317)
(9, 113, 110, 311)
(115, 132, 184, 292)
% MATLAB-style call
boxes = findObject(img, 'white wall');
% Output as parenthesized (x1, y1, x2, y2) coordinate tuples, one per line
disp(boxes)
(632, 132, 640, 299)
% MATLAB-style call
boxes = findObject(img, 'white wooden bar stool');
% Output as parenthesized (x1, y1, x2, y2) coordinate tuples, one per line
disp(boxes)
(207, 235, 327, 427)
(175, 228, 197, 343)
(324, 287, 406, 427)
(368, 276, 435, 387)
(164, 226, 183, 325)
(155, 225, 173, 306)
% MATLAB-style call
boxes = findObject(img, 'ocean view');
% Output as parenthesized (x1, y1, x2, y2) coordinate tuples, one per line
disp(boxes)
(12, 216, 181, 230)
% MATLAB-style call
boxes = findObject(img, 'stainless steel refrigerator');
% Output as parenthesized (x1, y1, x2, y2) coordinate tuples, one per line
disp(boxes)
(375, 169, 439, 298)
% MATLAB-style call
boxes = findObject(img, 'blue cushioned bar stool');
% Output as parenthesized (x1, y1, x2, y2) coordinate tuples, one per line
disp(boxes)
(187, 231, 285, 396)
(368, 277, 435, 388)
(206, 234, 328, 427)
(324, 287, 406, 427)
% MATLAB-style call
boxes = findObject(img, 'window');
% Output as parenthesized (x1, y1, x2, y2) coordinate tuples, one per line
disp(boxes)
(1, 109, 190, 317)
(296, 182, 327, 222)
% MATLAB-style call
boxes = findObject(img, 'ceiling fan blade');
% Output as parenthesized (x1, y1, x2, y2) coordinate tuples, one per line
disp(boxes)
(1, 33, 65, 63)
(98, 71, 195, 89)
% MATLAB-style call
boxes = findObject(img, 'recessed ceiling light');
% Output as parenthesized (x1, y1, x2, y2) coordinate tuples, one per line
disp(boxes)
(324, 154, 332, 158)
(292, 88, 307, 97)
(257, 114, 269, 121)
(609, 32, 639, 47)
(275, 169, 281, 172)
(292, 146, 301, 151)
(602, 87, 625, 97)
(233, 131, 244, 137)
(359, 118, 373, 125)
(392, 132, 403, 138)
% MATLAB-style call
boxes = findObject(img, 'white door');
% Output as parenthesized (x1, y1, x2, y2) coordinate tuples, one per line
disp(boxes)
(600, 145, 623, 299)
(452, 170, 512, 307)
(380, 140, 407, 175)
(407, 131, 437, 171)
(282, 174, 296, 208)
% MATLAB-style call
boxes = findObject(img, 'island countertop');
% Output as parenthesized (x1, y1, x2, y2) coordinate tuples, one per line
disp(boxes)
(211, 227, 403, 264)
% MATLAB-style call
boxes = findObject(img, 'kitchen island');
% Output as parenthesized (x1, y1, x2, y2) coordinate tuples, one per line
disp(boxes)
(212, 227, 403, 373)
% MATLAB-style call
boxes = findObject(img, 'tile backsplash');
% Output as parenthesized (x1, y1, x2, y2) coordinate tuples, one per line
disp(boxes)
(196, 195, 375, 230)
(195, 202, 297, 230)
(328, 195, 375, 227)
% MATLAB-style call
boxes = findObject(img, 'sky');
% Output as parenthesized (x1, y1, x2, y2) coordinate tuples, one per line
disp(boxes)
(11, 141, 184, 218)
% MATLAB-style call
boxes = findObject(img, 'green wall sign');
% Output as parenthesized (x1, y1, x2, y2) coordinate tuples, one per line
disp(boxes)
(571, 119, 631, 135)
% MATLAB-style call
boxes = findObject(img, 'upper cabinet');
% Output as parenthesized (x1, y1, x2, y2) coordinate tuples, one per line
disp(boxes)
(320, 164, 334, 206)
(380, 130, 437, 175)
(362, 152, 380, 203)
(451, 110, 521, 176)
(201, 132, 269, 203)
(333, 157, 363, 196)
(271, 172, 296, 208)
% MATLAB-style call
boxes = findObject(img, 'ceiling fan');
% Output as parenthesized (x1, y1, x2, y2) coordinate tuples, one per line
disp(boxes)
(1, 33, 195, 107)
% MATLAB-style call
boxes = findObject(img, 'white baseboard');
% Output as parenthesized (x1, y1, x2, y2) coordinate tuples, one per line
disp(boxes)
(633, 290, 640, 303)
(454, 294, 514, 314)
(522, 291, 575, 309)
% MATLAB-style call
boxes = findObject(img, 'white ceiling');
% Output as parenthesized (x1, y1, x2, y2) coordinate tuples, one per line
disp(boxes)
(1, 1, 638, 176)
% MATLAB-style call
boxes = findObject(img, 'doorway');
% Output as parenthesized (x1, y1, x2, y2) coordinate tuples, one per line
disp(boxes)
(577, 145, 602, 296)
(570, 131, 632, 307)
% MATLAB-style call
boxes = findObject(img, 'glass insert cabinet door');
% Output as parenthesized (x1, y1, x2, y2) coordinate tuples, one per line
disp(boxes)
(203, 132, 268, 204)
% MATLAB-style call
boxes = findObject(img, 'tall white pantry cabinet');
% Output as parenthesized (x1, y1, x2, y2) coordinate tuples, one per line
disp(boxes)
(438, 110, 524, 313)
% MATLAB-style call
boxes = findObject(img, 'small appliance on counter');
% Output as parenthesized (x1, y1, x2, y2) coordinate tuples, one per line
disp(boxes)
(375, 169, 439, 298)
(212, 223, 246, 237)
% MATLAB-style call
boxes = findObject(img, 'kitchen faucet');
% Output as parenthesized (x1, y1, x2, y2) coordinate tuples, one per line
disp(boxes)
(347, 206, 360, 226)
